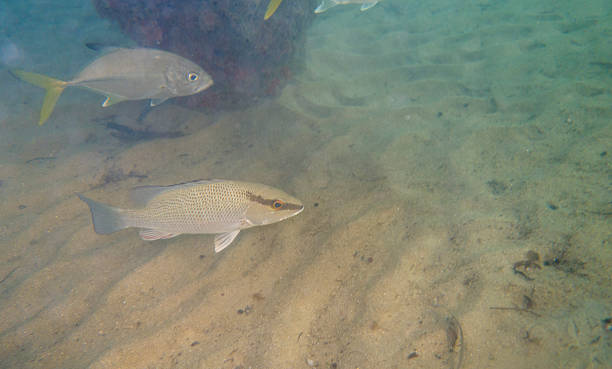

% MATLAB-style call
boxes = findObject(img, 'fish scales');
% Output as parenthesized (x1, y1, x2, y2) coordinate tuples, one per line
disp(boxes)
(127, 182, 250, 233)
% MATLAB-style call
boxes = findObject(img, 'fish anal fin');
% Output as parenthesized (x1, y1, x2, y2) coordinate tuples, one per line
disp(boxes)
(360, 2, 378, 11)
(102, 94, 125, 107)
(214, 230, 240, 253)
(139, 229, 178, 241)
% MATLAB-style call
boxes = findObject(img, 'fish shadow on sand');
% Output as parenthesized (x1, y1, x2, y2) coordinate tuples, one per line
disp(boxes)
(95, 115, 185, 143)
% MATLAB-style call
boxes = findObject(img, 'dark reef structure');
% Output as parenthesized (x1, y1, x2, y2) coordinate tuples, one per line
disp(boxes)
(93, 0, 317, 110)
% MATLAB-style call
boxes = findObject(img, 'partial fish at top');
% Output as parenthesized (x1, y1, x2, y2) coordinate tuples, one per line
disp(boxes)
(315, 0, 381, 13)
(264, 0, 285, 20)
(78, 179, 304, 253)
(11, 48, 213, 125)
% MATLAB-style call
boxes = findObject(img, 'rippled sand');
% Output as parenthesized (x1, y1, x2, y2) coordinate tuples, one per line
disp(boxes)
(0, 0, 610, 368)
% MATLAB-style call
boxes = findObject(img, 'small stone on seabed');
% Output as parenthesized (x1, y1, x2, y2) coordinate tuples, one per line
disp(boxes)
(306, 358, 318, 367)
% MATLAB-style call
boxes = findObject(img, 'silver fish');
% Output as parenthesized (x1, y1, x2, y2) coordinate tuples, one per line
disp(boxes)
(11, 48, 213, 125)
(315, 0, 381, 13)
(78, 179, 303, 253)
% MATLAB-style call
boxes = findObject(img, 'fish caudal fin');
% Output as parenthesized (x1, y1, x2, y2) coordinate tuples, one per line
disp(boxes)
(11, 70, 66, 125)
(264, 0, 284, 20)
(315, 0, 337, 13)
(77, 193, 128, 235)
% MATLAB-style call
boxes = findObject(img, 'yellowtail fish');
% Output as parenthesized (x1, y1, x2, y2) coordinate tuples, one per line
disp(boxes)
(264, 0, 284, 20)
(11, 48, 213, 125)
(78, 179, 303, 253)
(315, 0, 381, 13)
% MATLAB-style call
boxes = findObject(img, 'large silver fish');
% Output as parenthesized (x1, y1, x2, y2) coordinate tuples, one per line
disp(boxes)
(315, 0, 381, 13)
(78, 179, 303, 253)
(12, 48, 213, 125)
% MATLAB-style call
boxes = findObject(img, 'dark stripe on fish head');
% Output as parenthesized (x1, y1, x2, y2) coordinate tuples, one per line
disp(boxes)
(247, 192, 303, 211)
(245, 191, 304, 226)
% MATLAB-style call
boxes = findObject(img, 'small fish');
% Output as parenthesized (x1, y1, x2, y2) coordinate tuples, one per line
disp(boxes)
(78, 179, 303, 253)
(264, 0, 284, 20)
(11, 48, 213, 125)
(315, 0, 381, 13)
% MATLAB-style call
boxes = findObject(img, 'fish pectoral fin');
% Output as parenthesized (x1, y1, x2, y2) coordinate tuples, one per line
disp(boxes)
(139, 229, 178, 241)
(315, 0, 336, 13)
(150, 97, 169, 107)
(360, 2, 378, 11)
(214, 230, 240, 253)
(102, 94, 125, 107)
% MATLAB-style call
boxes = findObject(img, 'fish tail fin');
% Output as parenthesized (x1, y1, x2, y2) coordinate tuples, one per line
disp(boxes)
(315, 0, 336, 13)
(264, 0, 283, 20)
(77, 193, 129, 234)
(11, 70, 67, 125)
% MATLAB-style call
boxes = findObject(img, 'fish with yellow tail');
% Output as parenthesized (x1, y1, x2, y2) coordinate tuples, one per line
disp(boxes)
(264, 0, 285, 20)
(77, 179, 303, 253)
(11, 48, 213, 125)
(315, 0, 381, 13)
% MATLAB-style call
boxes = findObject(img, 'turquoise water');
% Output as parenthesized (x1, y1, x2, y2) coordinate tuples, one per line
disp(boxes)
(0, 0, 610, 368)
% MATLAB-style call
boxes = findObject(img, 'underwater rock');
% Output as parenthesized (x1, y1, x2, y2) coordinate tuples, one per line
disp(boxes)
(93, 0, 317, 111)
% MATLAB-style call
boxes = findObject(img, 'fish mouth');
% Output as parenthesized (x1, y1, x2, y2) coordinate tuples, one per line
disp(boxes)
(294, 205, 305, 215)
(201, 79, 214, 90)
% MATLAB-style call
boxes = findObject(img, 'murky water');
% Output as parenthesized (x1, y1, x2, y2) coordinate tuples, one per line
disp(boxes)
(0, 1, 610, 368)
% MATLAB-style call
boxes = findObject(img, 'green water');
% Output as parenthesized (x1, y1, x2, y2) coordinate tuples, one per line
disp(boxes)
(0, 1, 610, 368)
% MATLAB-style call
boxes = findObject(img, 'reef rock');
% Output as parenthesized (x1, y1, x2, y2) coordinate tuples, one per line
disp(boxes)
(93, 0, 316, 110)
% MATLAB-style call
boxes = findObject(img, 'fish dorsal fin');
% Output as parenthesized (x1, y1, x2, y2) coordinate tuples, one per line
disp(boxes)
(130, 179, 224, 206)
(85, 43, 123, 53)
(315, 0, 336, 13)
(360, 2, 378, 11)
(214, 230, 240, 253)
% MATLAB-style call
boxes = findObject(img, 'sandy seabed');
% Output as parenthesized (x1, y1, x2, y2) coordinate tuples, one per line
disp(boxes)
(0, 0, 610, 368)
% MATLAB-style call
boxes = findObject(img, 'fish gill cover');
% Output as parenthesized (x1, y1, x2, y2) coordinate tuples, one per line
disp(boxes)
(93, 0, 317, 111)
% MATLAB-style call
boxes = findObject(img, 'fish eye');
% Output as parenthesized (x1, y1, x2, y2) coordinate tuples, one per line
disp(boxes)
(187, 72, 199, 82)
(272, 200, 285, 209)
